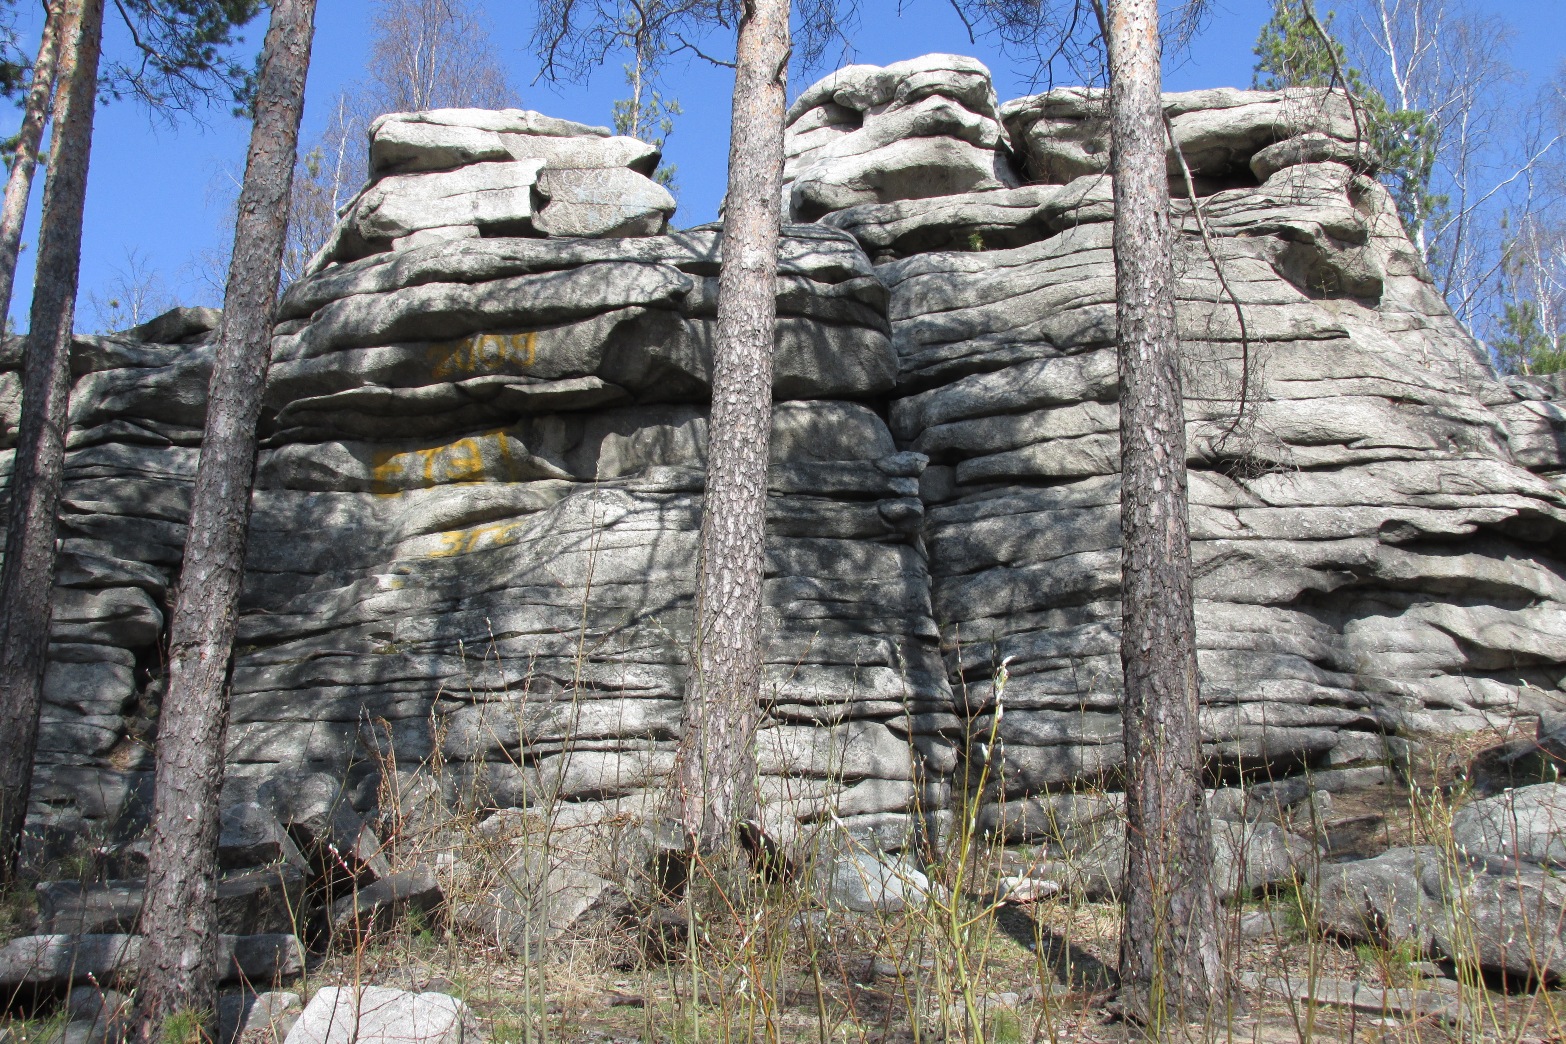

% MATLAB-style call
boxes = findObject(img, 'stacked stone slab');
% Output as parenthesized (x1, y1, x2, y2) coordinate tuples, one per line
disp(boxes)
(784, 54, 1019, 222)
(308, 108, 679, 270)
(245, 221, 949, 849)
(787, 55, 1566, 841)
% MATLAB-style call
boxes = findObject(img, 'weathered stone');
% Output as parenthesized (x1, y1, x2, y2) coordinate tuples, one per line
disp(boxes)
(330, 865, 444, 934)
(0, 933, 303, 990)
(1452, 784, 1566, 866)
(1313, 846, 1566, 982)
(220, 990, 302, 1044)
(220, 803, 305, 872)
(351, 159, 546, 243)
(284, 986, 477, 1044)
(454, 854, 626, 957)
(12, 57, 1566, 898)
(256, 773, 391, 880)
(534, 167, 676, 238)
(823, 850, 929, 912)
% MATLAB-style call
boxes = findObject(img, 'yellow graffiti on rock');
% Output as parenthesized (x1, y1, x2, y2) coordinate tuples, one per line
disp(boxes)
(427, 331, 537, 380)
(370, 429, 518, 495)
(429, 520, 526, 558)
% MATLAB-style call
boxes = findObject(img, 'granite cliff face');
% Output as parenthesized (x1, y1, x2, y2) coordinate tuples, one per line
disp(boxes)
(7, 55, 1566, 861)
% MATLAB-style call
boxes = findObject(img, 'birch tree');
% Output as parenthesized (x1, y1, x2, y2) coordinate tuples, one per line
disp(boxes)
(133, 0, 316, 1033)
(0, 0, 64, 318)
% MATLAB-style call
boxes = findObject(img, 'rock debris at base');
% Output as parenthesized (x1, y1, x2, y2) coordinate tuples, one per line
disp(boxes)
(3, 52, 1566, 987)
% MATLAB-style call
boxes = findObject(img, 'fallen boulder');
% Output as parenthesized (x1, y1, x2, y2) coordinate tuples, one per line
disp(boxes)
(284, 985, 477, 1044)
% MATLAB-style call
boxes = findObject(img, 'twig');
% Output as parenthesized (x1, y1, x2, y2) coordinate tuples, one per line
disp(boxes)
(1163, 111, 1254, 451)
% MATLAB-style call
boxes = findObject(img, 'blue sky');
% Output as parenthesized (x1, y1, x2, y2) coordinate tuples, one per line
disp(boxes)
(2, 0, 1562, 329)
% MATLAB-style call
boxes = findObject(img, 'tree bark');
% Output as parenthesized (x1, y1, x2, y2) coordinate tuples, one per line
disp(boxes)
(0, 0, 66, 321)
(669, 0, 790, 853)
(1108, 0, 1223, 1026)
(0, 0, 103, 887)
(132, 0, 315, 1034)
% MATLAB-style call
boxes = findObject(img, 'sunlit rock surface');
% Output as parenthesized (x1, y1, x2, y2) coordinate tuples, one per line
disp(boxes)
(5, 58, 1566, 858)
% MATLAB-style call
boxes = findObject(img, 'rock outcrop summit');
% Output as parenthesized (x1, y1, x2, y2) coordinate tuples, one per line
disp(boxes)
(6, 54, 1565, 866)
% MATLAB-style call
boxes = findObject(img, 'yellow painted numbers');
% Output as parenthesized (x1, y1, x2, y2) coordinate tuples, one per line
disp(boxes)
(430, 520, 525, 558)
(370, 429, 518, 494)
(427, 331, 537, 380)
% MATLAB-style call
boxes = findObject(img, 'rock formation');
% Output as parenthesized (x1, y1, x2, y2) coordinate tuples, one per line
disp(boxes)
(4, 55, 1565, 883)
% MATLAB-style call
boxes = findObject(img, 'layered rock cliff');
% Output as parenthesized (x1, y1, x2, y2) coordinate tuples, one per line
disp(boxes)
(6, 55, 1566, 860)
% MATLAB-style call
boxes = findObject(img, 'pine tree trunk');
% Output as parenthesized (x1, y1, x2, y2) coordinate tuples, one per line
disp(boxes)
(132, 0, 315, 1034)
(670, 0, 791, 853)
(0, 0, 65, 319)
(0, 0, 103, 886)
(1108, 0, 1223, 1025)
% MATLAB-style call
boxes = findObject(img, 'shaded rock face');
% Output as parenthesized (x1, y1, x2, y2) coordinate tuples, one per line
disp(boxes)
(6, 57, 1566, 857)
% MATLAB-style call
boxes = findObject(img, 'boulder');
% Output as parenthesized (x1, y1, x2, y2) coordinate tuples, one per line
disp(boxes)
(330, 865, 444, 935)
(1001, 86, 1361, 183)
(822, 850, 929, 913)
(256, 773, 391, 880)
(284, 986, 477, 1044)
(220, 801, 308, 871)
(369, 108, 614, 173)
(785, 55, 1017, 221)
(220, 990, 303, 1044)
(1313, 846, 1566, 983)
(349, 160, 545, 244)
(454, 857, 626, 957)
(1452, 784, 1566, 866)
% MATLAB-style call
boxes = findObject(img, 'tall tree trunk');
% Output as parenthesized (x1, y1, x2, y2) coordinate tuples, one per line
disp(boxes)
(0, 0, 103, 887)
(670, 0, 790, 853)
(1108, 0, 1223, 1026)
(132, 0, 315, 1034)
(0, 0, 66, 320)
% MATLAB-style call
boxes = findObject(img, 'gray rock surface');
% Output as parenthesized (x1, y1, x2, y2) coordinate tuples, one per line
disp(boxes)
(1313, 845, 1566, 982)
(221, 990, 303, 1044)
(285, 986, 476, 1044)
(784, 54, 1017, 221)
(0, 933, 303, 990)
(309, 107, 676, 270)
(1452, 784, 1566, 866)
(534, 167, 677, 237)
(9, 56, 1566, 887)
(823, 850, 929, 913)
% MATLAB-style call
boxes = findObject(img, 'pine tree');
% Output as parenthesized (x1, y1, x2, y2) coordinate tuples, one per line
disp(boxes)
(132, 0, 316, 1033)
(0, 0, 104, 887)
(0, 0, 64, 318)
(670, 0, 791, 856)
(1110, 0, 1223, 1024)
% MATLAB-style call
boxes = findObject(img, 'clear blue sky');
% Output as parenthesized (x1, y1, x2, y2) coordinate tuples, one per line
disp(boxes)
(2, 0, 1562, 329)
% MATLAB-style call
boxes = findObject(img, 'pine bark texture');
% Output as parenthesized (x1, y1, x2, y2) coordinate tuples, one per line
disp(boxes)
(132, 0, 315, 1033)
(671, 0, 791, 851)
(0, 0, 65, 318)
(0, 0, 103, 885)
(1108, 0, 1223, 1023)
